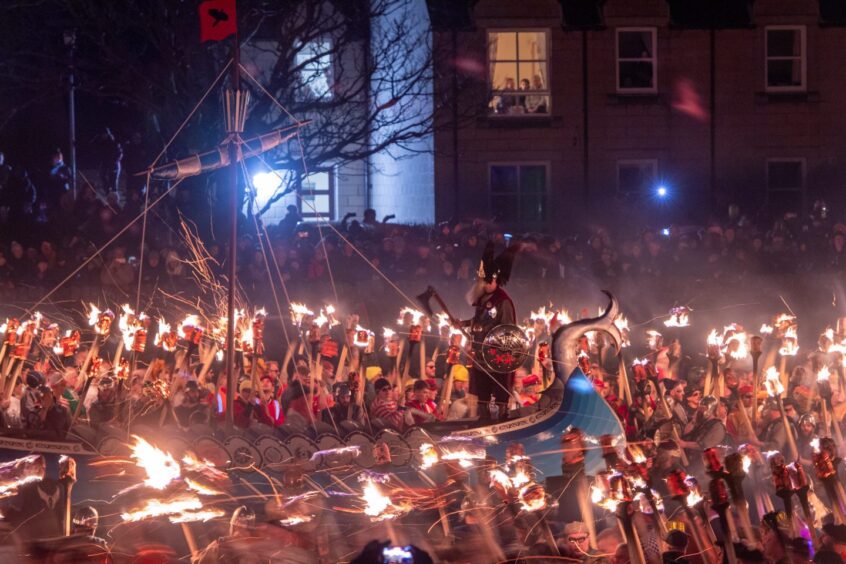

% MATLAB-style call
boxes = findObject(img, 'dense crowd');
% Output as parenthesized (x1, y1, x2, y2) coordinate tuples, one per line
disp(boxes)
(6, 145, 846, 562)
(2, 290, 846, 561)
(3, 144, 846, 312)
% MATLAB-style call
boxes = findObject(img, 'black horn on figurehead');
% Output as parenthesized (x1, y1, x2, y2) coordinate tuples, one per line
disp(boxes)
(137, 121, 309, 181)
(552, 290, 621, 382)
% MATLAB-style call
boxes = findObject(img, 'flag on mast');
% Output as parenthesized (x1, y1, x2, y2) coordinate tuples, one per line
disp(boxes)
(199, 0, 237, 42)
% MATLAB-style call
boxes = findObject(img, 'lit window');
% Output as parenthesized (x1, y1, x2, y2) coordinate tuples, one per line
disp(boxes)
(767, 159, 804, 212)
(296, 39, 332, 100)
(617, 159, 657, 195)
(616, 28, 657, 93)
(488, 31, 550, 115)
(248, 169, 334, 223)
(489, 164, 548, 223)
(300, 170, 334, 221)
(765, 26, 806, 92)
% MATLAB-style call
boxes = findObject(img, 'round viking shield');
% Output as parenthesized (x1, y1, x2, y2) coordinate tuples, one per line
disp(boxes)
(480, 324, 530, 373)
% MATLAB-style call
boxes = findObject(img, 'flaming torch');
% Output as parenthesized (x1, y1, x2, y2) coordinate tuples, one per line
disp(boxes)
(787, 460, 818, 547)
(768, 451, 798, 537)
(765, 367, 799, 460)
(0, 317, 19, 371)
(723, 452, 755, 543)
(595, 472, 647, 564)
(704, 329, 722, 397)
(664, 306, 691, 329)
(703, 448, 738, 564)
(154, 318, 178, 353)
(778, 325, 799, 391)
(750, 334, 763, 426)
(811, 438, 846, 524)
(3, 315, 37, 397)
(665, 470, 713, 562)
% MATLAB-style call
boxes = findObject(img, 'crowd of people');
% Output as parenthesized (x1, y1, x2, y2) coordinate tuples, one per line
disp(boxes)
(2, 287, 846, 561)
(6, 144, 846, 561)
(3, 140, 846, 314)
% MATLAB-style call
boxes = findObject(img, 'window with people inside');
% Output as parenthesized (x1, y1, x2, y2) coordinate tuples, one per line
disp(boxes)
(488, 31, 550, 116)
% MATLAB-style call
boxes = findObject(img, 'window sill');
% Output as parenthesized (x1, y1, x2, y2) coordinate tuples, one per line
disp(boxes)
(481, 114, 562, 127)
(756, 91, 819, 103)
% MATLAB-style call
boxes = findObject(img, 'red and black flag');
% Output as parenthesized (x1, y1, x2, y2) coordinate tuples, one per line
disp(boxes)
(199, 0, 237, 42)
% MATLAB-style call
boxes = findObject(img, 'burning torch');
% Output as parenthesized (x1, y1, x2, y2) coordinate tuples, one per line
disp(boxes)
(703, 448, 738, 564)
(812, 438, 846, 524)
(765, 366, 799, 461)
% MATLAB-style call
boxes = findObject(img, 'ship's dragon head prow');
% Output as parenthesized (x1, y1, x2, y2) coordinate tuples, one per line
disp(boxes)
(552, 291, 621, 382)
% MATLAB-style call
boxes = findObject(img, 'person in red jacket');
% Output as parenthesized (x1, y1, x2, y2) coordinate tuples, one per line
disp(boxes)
(406, 379, 440, 425)
(232, 380, 256, 429)
(255, 376, 284, 427)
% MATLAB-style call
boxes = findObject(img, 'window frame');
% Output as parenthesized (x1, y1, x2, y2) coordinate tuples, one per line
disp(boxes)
(766, 158, 805, 201)
(487, 161, 550, 224)
(616, 27, 658, 94)
(295, 37, 334, 101)
(486, 29, 552, 116)
(298, 168, 335, 222)
(764, 25, 806, 93)
(616, 158, 658, 195)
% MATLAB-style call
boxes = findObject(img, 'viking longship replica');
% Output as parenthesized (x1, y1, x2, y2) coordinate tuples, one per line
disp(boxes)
(0, 294, 624, 480)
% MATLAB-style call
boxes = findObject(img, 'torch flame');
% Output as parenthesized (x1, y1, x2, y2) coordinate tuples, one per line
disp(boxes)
(279, 515, 314, 527)
(154, 318, 174, 351)
(121, 496, 202, 522)
(489, 469, 512, 490)
(727, 332, 748, 360)
(665, 307, 691, 328)
(764, 367, 785, 397)
(169, 508, 225, 524)
(590, 484, 604, 504)
(289, 303, 313, 326)
(360, 476, 409, 522)
(760, 324, 774, 335)
(180, 314, 201, 338)
(87, 305, 101, 328)
(646, 330, 663, 350)
(530, 306, 555, 326)
(397, 307, 425, 326)
(441, 446, 486, 468)
(130, 435, 180, 490)
(778, 326, 799, 356)
(685, 489, 703, 507)
(185, 478, 224, 497)
(707, 329, 723, 347)
(818, 366, 831, 383)
(382, 327, 396, 351)
(742, 455, 752, 474)
(419, 443, 439, 470)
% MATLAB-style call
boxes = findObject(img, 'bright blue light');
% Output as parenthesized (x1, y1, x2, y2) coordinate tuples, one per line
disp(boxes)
(656, 185, 668, 198)
(253, 172, 282, 198)
(661, 228, 670, 236)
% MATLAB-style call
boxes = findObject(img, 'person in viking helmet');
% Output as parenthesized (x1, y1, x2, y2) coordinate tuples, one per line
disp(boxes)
(460, 241, 520, 420)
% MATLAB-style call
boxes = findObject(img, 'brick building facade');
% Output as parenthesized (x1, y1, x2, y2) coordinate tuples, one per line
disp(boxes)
(428, 0, 846, 230)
